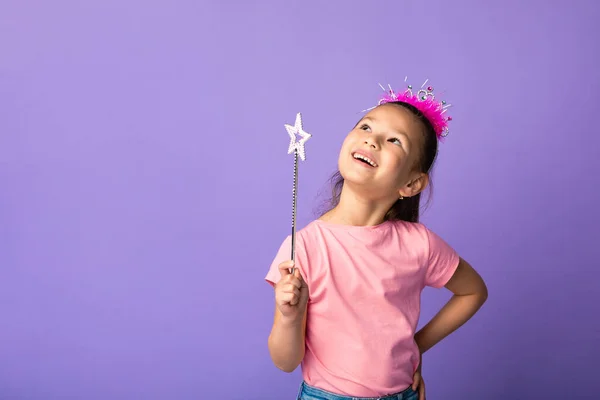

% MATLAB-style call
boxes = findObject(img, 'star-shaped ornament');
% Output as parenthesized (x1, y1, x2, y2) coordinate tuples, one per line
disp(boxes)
(285, 112, 311, 161)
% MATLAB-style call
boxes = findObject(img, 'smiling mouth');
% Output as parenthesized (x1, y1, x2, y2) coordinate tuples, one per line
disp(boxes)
(352, 152, 378, 167)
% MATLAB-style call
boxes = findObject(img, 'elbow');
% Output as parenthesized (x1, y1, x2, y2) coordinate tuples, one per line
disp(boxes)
(478, 281, 489, 305)
(271, 356, 301, 373)
(277, 363, 299, 373)
(268, 336, 303, 373)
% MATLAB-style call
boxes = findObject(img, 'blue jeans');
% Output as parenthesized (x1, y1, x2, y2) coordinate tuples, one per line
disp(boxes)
(297, 381, 419, 400)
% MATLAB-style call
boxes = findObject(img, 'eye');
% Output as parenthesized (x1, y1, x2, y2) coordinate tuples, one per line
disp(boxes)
(388, 137, 402, 146)
(359, 123, 372, 132)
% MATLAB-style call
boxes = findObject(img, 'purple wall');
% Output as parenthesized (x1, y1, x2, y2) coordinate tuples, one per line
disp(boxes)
(1, 1, 598, 399)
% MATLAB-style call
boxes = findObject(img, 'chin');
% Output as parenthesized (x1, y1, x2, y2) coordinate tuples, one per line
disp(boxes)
(338, 165, 375, 188)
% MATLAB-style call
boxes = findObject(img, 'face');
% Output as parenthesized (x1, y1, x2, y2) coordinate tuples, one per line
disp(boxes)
(337, 103, 428, 200)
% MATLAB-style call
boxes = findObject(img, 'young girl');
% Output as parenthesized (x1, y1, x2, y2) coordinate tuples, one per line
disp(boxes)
(265, 82, 488, 400)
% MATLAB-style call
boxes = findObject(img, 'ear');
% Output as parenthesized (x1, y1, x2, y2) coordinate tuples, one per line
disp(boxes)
(399, 173, 429, 198)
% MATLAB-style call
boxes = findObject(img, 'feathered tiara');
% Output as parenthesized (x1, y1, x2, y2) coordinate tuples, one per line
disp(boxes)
(363, 77, 452, 139)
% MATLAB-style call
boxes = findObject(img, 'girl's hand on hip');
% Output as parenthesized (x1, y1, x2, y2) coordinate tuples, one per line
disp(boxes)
(412, 355, 425, 399)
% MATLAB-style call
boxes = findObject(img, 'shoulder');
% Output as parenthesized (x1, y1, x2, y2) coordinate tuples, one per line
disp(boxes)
(389, 219, 441, 235)
(387, 220, 453, 254)
(388, 219, 430, 238)
(270, 219, 322, 253)
(276, 220, 322, 256)
(296, 218, 338, 239)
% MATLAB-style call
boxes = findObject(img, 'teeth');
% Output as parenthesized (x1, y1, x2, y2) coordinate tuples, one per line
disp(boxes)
(353, 153, 377, 167)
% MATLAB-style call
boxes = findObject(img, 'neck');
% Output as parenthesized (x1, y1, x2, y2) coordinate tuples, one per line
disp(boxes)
(321, 181, 397, 226)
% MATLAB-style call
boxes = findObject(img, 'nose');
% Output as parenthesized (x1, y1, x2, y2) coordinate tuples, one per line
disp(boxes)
(364, 135, 380, 150)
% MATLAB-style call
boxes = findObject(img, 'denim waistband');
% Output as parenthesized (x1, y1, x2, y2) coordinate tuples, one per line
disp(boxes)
(297, 381, 418, 400)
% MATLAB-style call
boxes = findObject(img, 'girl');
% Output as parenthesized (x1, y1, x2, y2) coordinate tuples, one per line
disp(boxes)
(265, 82, 488, 400)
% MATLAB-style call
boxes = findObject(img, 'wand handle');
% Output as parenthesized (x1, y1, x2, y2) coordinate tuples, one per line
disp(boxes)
(290, 150, 298, 274)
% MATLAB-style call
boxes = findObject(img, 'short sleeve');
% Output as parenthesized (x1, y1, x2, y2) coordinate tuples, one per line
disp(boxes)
(423, 226, 460, 288)
(265, 235, 292, 287)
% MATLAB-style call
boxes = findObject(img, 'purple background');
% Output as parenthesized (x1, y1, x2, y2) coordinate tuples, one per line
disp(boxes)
(1, 1, 599, 399)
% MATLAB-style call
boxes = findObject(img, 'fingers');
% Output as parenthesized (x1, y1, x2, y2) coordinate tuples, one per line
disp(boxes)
(276, 261, 307, 310)
(412, 371, 420, 391)
(278, 290, 301, 304)
(293, 268, 307, 286)
(280, 283, 300, 296)
(278, 273, 302, 291)
(419, 378, 425, 400)
(276, 271, 303, 307)
(288, 279, 302, 291)
(278, 260, 295, 277)
(278, 261, 306, 286)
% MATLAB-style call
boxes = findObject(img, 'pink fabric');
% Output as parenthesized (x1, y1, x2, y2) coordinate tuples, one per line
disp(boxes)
(265, 219, 460, 397)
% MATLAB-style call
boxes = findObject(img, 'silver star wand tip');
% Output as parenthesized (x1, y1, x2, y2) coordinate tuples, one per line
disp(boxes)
(285, 112, 311, 161)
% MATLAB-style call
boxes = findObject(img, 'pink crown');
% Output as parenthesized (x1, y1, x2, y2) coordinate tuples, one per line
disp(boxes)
(366, 77, 452, 140)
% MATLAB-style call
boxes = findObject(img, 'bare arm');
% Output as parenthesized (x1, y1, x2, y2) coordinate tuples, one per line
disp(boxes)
(414, 258, 488, 354)
(268, 303, 307, 372)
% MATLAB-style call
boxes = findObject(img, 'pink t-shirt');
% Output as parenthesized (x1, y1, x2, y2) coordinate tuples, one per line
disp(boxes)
(265, 219, 460, 397)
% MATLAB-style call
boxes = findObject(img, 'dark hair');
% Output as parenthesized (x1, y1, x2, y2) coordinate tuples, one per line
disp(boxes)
(319, 101, 439, 223)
